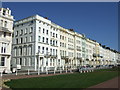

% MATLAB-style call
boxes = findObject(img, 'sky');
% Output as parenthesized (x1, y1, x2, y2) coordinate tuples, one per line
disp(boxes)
(2, 2, 118, 51)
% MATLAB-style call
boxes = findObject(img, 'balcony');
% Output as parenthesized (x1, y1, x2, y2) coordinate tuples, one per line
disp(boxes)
(51, 37, 56, 40)
(77, 49, 81, 51)
(50, 55, 57, 58)
(98, 54, 103, 58)
(36, 52, 44, 57)
(44, 52, 51, 58)
(93, 53, 103, 58)
(68, 47, 74, 50)
(93, 53, 101, 57)
(51, 44, 58, 47)
(100, 55, 103, 58)
(44, 54, 51, 58)
(0, 27, 12, 33)
(93, 53, 97, 57)
(82, 50, 85, 52)
(61, 56, 69, 59)
(86, 58, 89, 61)
(0, 37, 11, 42)
(76, 57, 82, 60)
(0, 53, 11, 57)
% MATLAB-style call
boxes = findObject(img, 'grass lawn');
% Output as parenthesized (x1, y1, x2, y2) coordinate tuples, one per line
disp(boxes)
(5, 70, 119, 88)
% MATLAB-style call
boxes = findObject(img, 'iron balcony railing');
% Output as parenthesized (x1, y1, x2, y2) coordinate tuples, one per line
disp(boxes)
(0, 27, 12, 33)
(76, 57, 82, 60)
(61, 56, 69, 59)
(50, 55, 57, 58)
(93, 53, 103, 58)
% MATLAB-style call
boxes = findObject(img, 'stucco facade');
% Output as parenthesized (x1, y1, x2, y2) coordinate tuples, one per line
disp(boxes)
(0, 8, 14, 73)
(11, 14, 120, 71)
(12, 15, 62, 71)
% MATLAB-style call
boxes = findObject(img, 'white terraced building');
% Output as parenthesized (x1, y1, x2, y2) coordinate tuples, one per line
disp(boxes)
(0, 8, 14, 73)
(12, 14, 120, 72)
(12, 15, 61, 71)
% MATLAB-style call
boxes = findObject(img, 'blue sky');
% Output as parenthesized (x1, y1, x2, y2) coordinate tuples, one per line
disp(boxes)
(2, 2, 118, 50)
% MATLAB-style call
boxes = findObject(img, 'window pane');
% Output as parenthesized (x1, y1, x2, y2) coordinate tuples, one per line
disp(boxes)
(0, 57, 5, 66)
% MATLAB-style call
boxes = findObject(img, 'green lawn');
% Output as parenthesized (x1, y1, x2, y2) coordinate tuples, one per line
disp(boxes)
(5, 70, 119, 88)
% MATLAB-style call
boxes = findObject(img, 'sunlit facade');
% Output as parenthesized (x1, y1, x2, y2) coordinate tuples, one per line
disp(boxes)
(11, 14, 120, 71)
(0, 8, 14, 73)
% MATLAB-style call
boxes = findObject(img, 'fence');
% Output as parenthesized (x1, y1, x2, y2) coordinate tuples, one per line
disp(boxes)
(2, 68, 76, 77)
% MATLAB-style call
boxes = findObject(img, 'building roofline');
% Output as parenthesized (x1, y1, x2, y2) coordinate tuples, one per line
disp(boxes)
(15, 14, 38, 23)
(14, 14, 119, 53)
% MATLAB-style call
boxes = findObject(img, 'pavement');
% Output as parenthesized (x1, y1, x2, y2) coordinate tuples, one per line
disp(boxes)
(88, 76, 120, 89)
(2, 72, 70, 80)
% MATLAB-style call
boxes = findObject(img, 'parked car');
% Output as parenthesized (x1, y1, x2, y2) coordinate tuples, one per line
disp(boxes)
(117, 64, 120, 67)
(108, 65, 114, 68)
(95, 65, 100, 68)
(78, 66, 94, 72)
(95, 65, 104, 69)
